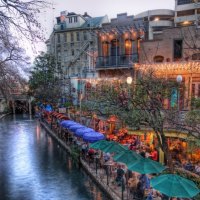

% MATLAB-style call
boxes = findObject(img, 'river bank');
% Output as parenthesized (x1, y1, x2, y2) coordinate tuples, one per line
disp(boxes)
(40, 120, 125, 200)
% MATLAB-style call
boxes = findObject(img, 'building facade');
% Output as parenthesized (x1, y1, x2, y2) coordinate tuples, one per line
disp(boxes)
(47, 11, 108, 79)
(47, 11, 108, 104)
(134, 9, 174, 40)
(139, 25, 200, 110)
(175, 0, 200, 26)
(96, 13, 146, 78)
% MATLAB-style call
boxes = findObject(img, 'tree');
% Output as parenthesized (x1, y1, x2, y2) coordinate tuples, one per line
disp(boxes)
(0, 0, 47, 42)
(0, 0, 47, 101)
(83, 70, 200, 168)
(0, 32, 29, 102)
(29, 52, 63, 103)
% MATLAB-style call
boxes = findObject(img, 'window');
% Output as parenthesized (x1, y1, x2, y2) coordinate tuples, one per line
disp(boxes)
(70, 32, 74, 42)
(71, 50, 74, 56)
(102, 42, 109, 56)
(69, 17, 73, 23)
(57, 51, 61, 61)
(74, 16, 78, 23)
(76, 32, 80, 41)
(198, 84, 200, 98)
(64, 52, 68, 62)
(125, 39, 132, 55)
(154, 55, 164, 63)
(71, 43, 74, 47)
(64, 33, 67, 43)
(174, 40, 183, 60)
(83, 31, 87, 40)
(177, 9, 195, 17)
(192, 84, 195, 97)
(111, 39, 119, 56)
(57, 34, 60, 43)
(192, 53, 200, 60)
(177, 0, 193, 5)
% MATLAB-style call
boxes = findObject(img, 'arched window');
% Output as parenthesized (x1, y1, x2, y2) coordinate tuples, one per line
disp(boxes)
(192, 53, 200, 60)
(111, 39, 119, 56)
(102, 42, 109, 57)
(125, 39, 132, 55)
(154, 55, 164, 63)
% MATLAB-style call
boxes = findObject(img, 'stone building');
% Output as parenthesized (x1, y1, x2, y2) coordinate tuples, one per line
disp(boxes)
(47, 11, 108, 104)
(47, 11, 108, 79)
(138, 25, 200, 110)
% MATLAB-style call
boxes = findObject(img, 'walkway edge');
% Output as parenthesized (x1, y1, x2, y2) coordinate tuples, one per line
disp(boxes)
(40, 121, 121, 200)
(0, 113, 10, 120)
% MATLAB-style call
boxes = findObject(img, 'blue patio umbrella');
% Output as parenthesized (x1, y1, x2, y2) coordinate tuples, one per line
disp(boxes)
(45, 104, 52, 112)
(68, 124, 86, 132)
(60, 120, 77, 128)
(83, 131, 105, 143)
(74, 128, 94, 137)
(65, 122, 81, 129)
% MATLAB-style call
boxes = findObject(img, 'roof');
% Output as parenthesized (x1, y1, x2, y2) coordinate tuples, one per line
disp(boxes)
(81, 16, 105, 28)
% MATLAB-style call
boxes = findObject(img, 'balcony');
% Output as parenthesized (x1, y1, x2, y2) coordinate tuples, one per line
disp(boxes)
(175, 14, 196, 23)
(96, 54, 138, 69)
(150, 20, 173, 28)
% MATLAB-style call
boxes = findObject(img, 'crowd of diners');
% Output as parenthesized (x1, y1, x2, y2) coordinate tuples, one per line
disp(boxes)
(36, 108, 200, 200)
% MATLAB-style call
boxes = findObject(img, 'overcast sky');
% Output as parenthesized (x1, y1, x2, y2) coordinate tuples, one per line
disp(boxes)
(30, 0, 175, 61)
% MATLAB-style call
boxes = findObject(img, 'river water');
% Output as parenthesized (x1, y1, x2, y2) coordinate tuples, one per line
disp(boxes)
(0, 115, 109, 200)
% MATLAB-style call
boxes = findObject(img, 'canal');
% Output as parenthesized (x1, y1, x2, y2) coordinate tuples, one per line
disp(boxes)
(0, 115, 109, 200)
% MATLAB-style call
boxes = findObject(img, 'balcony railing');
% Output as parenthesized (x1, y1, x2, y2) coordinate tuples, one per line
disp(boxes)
(96, 54, 138, 69)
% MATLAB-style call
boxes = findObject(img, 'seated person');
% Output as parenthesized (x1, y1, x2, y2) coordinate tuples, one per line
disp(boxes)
(128, 173, 138, 193)
(195, 162, 200, 175)
(184, 161, 193, 171)
(103, 152, 111, 162)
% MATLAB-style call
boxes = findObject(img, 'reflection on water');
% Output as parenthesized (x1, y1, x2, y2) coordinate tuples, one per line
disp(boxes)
(0, 115, 109, 200)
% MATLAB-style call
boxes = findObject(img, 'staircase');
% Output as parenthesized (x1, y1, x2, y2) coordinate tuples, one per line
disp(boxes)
(69, 41, 91, 67)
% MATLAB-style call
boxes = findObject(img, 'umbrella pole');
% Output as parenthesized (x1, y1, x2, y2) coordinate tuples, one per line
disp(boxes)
(95, 157, 98, 176)
(106, 166, 109, 185)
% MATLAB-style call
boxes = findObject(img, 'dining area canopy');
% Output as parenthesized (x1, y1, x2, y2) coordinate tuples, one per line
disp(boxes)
(60, 120, 105, 143)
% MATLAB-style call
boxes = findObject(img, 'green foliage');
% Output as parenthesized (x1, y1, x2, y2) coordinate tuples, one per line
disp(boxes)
(29, 52, 62, 103)
(185, 110, 200, 128)
(191, 98, 200, 109)
(64, 102, 72, 108)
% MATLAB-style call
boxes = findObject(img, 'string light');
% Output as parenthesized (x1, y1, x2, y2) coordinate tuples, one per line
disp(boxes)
(136, 61, 200, 75)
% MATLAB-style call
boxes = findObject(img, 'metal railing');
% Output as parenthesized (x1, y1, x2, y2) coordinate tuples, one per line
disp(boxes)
(96, 54, 138, 69)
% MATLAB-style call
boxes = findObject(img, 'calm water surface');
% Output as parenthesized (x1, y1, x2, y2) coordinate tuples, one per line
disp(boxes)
(0, 115, 109, 200)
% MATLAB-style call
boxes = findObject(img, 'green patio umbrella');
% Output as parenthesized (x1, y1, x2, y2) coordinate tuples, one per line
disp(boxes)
(113, 150, 142, 165)
(151, 174, 200, 198)
(102, 141, 128, 154)
(127, 158, 166, 174)
(89, 140, 110, 150)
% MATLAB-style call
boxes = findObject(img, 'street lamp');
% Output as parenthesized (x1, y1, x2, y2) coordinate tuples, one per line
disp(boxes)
(126, 76, 132, 85)
(176, 75, 182, 111)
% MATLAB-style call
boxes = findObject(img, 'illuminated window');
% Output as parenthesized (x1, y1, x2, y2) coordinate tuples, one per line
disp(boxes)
(125, 39, 132, 55)
(102, 42, 109, 56)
